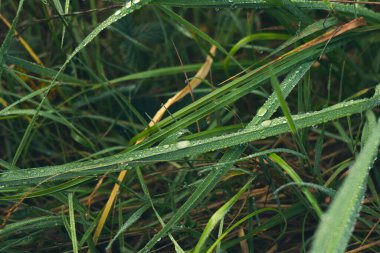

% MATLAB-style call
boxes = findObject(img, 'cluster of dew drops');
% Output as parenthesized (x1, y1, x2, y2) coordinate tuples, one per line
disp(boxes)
(215, 0, 239, 12)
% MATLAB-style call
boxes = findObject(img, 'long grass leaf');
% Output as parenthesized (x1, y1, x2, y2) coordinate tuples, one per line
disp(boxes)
(68, 192, 79, 253)
(2, 84, 379, 186)
(153, 0, 380, 23)
(310, 119, 380, 253)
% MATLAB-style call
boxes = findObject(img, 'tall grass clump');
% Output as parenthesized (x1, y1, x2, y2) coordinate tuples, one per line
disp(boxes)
(1, 1, 380, 252)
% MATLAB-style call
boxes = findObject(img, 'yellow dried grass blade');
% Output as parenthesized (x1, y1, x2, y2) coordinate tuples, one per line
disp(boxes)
(0, 14, 44, 66)
(90, 46, 216, 248)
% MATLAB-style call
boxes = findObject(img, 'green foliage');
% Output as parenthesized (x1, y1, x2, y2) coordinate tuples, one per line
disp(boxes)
(1, 1, 380, 252)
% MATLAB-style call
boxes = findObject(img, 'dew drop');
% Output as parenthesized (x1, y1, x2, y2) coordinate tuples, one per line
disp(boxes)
(261, 120, 272, 127)
(256, 107, 267, 117)
(175, 140, 191, 149)
(114, 10, 121, 15)
(163, 144, 169, 149)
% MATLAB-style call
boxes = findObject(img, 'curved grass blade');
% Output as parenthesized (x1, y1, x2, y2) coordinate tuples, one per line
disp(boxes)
(223, 33, 290, 71)
(220, 203, 305, 250)
(206, 208, 284, 253)
(310, 118, 380, 253)
(105, 205, 149, 251)
(269, 153, 322, 217)
(192, 179, 254, 253)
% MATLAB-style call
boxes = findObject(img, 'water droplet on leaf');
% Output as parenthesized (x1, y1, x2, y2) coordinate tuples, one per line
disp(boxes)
(257, 107, 267, 117)
(175, 140, 191, 149)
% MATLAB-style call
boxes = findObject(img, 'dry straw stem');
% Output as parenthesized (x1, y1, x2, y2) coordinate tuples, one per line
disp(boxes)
(279, 17, 367, 59)
(0, 14, 44, 66)
(221, 17, 366, 89)
(90, 45, 217, 248)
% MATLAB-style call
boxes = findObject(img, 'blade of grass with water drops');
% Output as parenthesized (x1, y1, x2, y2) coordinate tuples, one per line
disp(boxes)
(152, 0, 380, 23)
(1, 85, 380, 186)
(68, 192, 79, 253)
(310, 117, 380, 253)
(0, 216, 62, 237)
(0, 63, 324, 186)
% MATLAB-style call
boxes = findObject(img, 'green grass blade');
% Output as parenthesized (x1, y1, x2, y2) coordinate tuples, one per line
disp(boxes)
(0, 178, 90, 200)
(136, 167, 185, 253)
(5, 56, 84, 84)
(206, 207, 284, 253)
(0, 216, 62, 237)
(270, 73, 298, 136)
(221, 203, 305, 250)
(269, 153, 322, 217)
(224, 33, 290, 71)
(1, 86, 379, 186)
(61, 0, 71, 48)
(152, 0, 380, 23)
(68, 192, 79, 253)
(310, 119, 380, 253)
(192, 179, 254, 253)
(105, 205, 149, 251)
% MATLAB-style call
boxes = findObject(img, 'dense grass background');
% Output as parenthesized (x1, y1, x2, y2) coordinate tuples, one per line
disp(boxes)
(1, 1, 380, 252)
